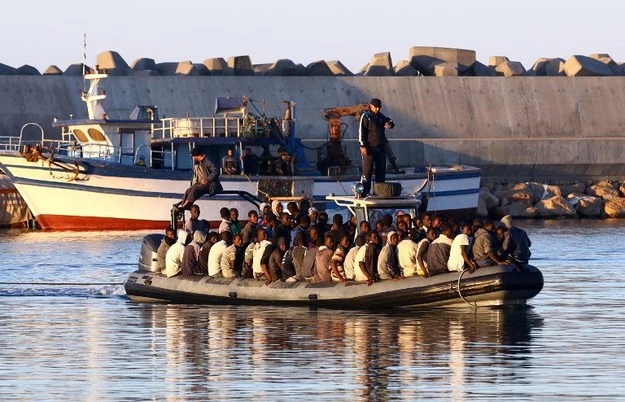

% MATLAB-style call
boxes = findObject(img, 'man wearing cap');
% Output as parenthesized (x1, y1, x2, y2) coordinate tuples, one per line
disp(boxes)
(359, 98, 395, 197)
(176, 148, 223, 210)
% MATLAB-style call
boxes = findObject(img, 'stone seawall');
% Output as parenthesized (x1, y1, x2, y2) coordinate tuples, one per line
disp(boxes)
(2, 75, 624, 180)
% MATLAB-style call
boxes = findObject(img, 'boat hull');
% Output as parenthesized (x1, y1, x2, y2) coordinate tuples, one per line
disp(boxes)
(0, 153, 480, 231)
(124, 265, 544, 309)
(0, 173, 30, 227)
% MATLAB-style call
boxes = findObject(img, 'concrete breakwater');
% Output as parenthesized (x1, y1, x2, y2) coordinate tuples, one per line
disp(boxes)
(479, 180, 625, 219)
(1, 48, 624, 181)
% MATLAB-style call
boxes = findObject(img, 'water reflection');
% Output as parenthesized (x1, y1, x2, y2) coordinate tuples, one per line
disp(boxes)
(136, 305, 542, 400)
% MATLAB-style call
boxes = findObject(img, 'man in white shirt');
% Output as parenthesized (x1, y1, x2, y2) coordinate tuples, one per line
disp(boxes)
(218, 207, 231, 234)
(397, 229, 420, 277)
(208, 231, 232, 277)
(354, 239, 369, 282)
(448, 223, 477, 273)
(252, 228, 274, 283)
(344, 235, 365, 280)
(164, 230, 189, 277)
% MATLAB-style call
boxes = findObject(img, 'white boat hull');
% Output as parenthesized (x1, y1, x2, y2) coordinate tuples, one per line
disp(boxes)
(0, 153, 480, 230)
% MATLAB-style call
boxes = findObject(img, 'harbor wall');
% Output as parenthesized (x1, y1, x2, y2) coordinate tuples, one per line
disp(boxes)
(1, 75, 625, 180)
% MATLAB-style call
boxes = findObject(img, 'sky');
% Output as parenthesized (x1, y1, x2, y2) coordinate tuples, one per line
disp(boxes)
(2, 0, 623, 73)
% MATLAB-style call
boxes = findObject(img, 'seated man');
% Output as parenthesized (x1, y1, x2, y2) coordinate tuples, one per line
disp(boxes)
(164, 230, 189, 277)
(268, 237, 288, 282)
(500, 215, 532, 263)
(175, 148, 222, 211)
(184, 205, 208, 234)
(397, 229, 419, 277)
(252, 228, 274, 284)
(218, 207, 231, 234)
(241, 147, 259, 176)
(472, 221, 509, 267)
(272, 148, 294, 175)
(181, 230, 207, 276)
(156, 226, 177, 272)
(221, 148, 240, 175)
(198, 231, 218, 275)
(426, 223, 454, 275)
(416, 228, 437, 277)
(311, 234, 335, 283)
(356, 231, 380, 286)
(378, 231, 401, 280)
(221, 233, 242, 278)
(448, 223, 478, 273)
(241, 209, 259, 247)
(344, 235, 366, 281)
(330, 234, 352, 283)
(208, 231, 232, 277)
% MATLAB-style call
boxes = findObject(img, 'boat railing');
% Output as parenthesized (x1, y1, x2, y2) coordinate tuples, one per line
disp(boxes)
(152, 115, 267, 140)
(0, 136, 21, 152)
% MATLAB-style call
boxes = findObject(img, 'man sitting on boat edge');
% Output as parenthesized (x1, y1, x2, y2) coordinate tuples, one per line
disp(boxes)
(174, 148, 223, 211)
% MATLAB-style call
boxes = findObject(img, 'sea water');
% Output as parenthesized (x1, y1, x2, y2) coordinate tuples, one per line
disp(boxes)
(0, 220, 624, 400)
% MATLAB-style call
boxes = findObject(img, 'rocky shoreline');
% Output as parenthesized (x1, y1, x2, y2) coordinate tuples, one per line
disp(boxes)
(478, 180, 625, 219)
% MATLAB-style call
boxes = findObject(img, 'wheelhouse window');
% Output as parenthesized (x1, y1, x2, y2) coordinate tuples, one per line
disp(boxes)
(72, 129, 89, 142)
(87, 128, 106, 142)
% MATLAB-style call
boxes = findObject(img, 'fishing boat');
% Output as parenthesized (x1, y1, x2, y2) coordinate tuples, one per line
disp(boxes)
(124, 194, 543, 308)
(0, 69, 480, 231)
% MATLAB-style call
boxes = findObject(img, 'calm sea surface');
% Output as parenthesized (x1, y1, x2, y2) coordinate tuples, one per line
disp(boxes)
(0, 220, 624, 401)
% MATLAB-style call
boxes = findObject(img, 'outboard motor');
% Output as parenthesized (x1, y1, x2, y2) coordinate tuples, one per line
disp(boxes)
(139, 233, 164, 272)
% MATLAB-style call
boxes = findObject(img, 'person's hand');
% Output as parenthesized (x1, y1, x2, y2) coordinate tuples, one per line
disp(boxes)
(384, 122, 392, 129)
(360, 146, 367, 156)
(201, 179, 208, 185)
(367, 279, 374, 286)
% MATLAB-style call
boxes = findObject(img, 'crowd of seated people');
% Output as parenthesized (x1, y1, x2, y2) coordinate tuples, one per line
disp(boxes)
(155, 200, 532, 285)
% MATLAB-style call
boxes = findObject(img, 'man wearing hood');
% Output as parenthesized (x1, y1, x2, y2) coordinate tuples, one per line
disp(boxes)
(181, 230, 207, 276)
(500, 215, 532, 263)
(378, 231, 401, 280)
(312, 234, 335, 283)
(156, 226, 176, 272)
(268, 237, 288, 282)
(164, 230, 189, 277)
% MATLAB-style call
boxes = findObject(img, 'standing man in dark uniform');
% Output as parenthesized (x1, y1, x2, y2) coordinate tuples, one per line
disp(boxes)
(175, 148, 223, 210)
(359, 98, 394, 197)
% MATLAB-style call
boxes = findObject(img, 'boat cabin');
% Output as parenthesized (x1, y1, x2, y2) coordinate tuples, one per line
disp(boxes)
(326, 194, 423, 237)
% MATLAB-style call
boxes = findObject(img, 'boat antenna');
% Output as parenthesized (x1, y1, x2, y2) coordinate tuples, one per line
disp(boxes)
(82, 33, 87, 92)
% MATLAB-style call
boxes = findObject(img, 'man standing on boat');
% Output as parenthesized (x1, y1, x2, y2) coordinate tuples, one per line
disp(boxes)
(175, 148, 223, 211)
(359, 98, 394, 197)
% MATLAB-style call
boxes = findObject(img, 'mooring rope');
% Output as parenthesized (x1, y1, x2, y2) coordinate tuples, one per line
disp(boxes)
(457, 269, 478, 310)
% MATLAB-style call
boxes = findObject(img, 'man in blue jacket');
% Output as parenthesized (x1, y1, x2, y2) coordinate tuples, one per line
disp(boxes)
(359, 98, 394, 197)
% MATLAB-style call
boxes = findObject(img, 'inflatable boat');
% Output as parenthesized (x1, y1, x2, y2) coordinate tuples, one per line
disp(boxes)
(124, 233, 544, 309)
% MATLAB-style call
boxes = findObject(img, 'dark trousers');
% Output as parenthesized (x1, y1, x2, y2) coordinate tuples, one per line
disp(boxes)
(361, 146, 386, 195)
(182, 183, 212, 204)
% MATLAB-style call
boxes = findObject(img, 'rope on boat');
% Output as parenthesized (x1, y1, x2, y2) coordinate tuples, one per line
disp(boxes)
(0, 282, 123, 286)
(457, 269, 477, 310)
